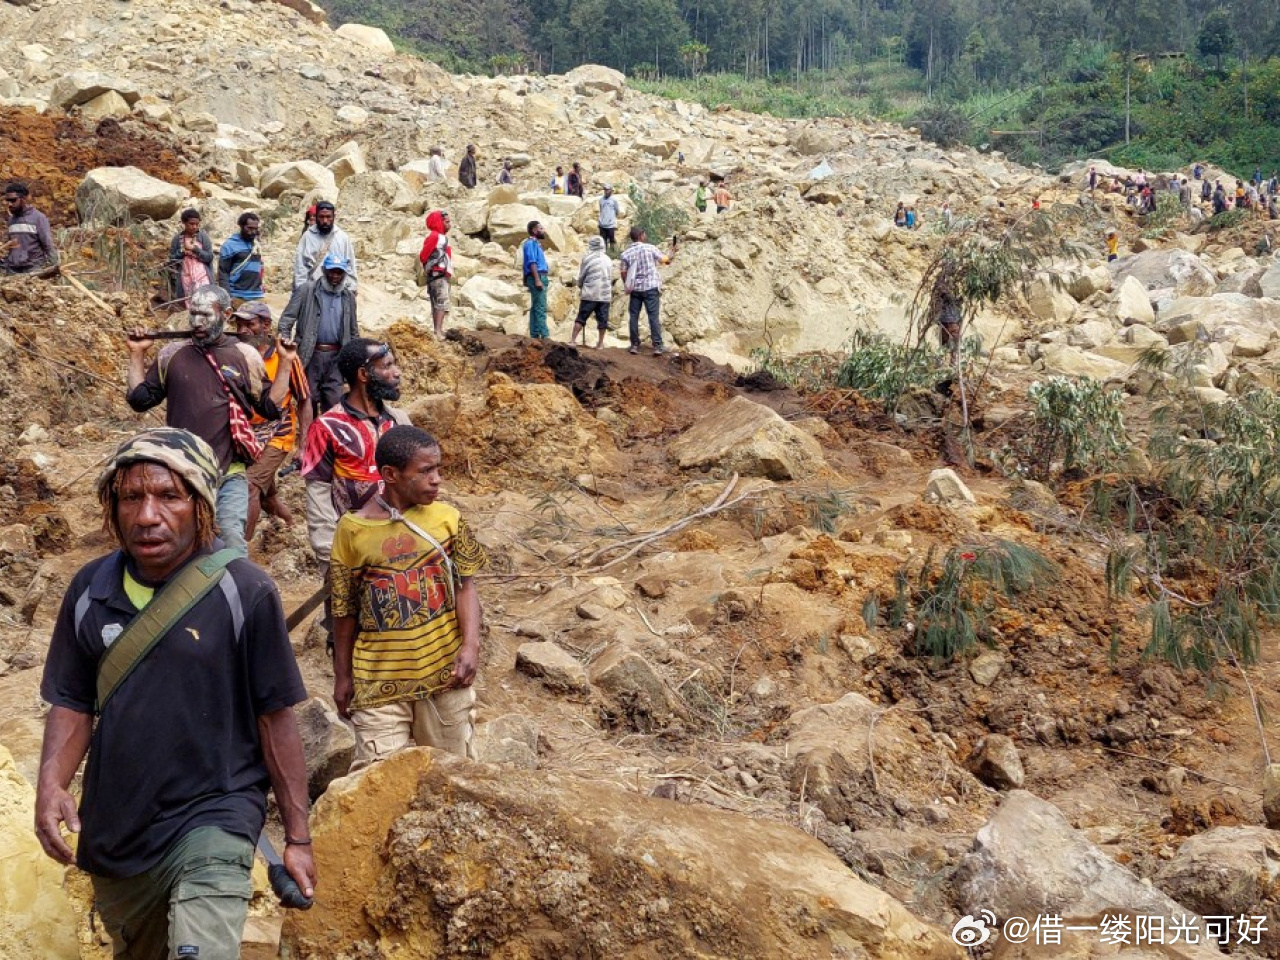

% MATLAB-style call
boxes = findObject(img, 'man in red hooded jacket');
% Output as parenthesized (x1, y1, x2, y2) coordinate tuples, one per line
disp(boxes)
(419, 210, 453, 338)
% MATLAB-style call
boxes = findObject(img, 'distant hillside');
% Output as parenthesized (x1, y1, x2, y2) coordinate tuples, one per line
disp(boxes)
(321, 0, 533, 71)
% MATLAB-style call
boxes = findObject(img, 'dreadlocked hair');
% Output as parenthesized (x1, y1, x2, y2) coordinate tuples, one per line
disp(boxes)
(101, 467, 218, 549)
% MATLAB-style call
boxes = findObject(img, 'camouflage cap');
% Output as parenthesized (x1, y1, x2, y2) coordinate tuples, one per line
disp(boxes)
(97, 428, 221, 510)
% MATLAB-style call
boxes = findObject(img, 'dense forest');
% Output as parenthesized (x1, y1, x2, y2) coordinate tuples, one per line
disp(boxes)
(321, 0, 1280, 173)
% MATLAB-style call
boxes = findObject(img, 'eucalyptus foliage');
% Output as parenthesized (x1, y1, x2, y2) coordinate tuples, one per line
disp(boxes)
(996, 376, 1129, 480)
(908, 540, 1059, 661)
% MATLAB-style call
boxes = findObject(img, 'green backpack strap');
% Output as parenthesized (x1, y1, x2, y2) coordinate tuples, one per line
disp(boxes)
(96, 548, 240, 714)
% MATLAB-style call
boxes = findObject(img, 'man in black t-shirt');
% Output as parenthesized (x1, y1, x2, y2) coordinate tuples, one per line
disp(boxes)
(36, 428, 315, 960)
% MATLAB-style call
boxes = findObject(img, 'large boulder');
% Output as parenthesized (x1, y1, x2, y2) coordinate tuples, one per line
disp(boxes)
(458, 275, 525, 317)
(1261, 261, 1280, 299)
(1066, 263, 1112, 301)
(79, 89, 132, 120)
(283, 749, 961, 959)
(1025, 276, 1077, 323)
(75, 166, 188, 222)
(486, 202, 545, 247)
(564, 63, 626, 96)
(519, 192, 583, 218)
(334, 23, 395, 54)
(1157, 295, 1279, 357)
(0, 746, 80, 959)
(1115, 274, 1155, 325)
(1154, 827, 1280, 941)
(338, 171, 421, 215)
(781, 693, 959, 829)
(1114, 249, 1217, 298)
(50, 71, 139, 109)
(260, 161, 337, 200)
(322, 141, 366, 185)
(1039, 343, 1130, 381)
(669, 395, 825, 480)
(790, 124, 841, 156)
(953, 791, 1223, 957)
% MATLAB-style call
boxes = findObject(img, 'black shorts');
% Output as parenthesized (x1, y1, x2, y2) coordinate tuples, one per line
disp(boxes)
(576, 300, 610, 329)
(599, 226, 616, 245)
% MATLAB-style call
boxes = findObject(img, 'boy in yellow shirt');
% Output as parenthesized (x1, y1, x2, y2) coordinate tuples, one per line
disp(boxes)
(330, 425, 487, 767)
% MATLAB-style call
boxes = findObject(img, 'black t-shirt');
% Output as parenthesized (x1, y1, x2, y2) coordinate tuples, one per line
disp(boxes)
(40, 549, 307, 878)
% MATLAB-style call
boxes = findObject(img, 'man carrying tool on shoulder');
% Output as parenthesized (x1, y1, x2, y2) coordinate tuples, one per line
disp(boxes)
(35, 428, 315, 960)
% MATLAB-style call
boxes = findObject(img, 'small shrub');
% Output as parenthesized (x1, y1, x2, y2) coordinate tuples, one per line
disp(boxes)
(911, 540, 1059, 661)
(834, 330, 953, 413)
(995, 376, 1128, 480)
(626, 183, 689, 245)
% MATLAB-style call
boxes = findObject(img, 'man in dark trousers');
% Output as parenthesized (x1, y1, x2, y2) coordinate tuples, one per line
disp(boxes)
(2, 181, 58, 274)
(458, 144, 478, 189)
(279, 253, 359, 414)
(126, 285, 297, 556)
(35, 427, 315, 960)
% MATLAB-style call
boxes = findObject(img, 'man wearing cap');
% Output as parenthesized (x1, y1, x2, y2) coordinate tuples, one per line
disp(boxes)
(279, 253, 359, 415)
(126, 286, 298, 556)
(419, 210, 453, 338)
(293, 201, 358, 294)
(233, 301, 312, 541)
(597, 184, 620, 251)
(35, 427, 315, 960)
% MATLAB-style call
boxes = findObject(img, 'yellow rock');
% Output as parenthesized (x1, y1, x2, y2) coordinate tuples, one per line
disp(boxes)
(0, 744, 80, 959)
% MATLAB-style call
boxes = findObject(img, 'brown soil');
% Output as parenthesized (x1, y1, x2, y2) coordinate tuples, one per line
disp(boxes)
(0, 108, 197, 227)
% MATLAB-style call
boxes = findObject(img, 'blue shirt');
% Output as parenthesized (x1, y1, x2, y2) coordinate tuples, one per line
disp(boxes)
(598, 196, 620, 228)
(218, 233, 264, 300)
(522, 238, 548, 277)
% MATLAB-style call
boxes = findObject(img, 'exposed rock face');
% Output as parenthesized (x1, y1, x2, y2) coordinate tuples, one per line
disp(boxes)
(669, 395, 825, 480)
(0, 746, 80, 959)
(1039, 343, 1130, 380)
(953, 791, 1222, 958)
(284, 749, 962, 959)
(75, 166, 189, 221)
(1115, 275, 1156, 325)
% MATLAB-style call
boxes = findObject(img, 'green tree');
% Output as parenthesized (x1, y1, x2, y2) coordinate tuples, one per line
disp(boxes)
(1197, 9, 1236, 70)
(679, 40, 710, 77)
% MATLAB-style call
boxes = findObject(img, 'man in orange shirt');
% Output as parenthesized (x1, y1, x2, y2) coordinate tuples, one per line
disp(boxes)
(232, 302, 312, 541)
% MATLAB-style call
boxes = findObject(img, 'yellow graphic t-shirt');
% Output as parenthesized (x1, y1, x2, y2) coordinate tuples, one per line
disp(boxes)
(330, 502, 488, 711)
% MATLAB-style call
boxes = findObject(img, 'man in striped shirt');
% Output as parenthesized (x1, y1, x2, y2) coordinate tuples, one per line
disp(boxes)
(330, 426, 487, 767)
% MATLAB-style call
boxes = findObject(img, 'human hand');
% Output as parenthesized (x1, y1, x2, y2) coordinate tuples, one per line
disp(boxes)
(126, 327, 154, 353)
(450, 641, 479, 688)
(276, 337, 298, 364)
(333, 675, 353, 719)
(283, 842, 317, 901)
(34, 785, 80, 865)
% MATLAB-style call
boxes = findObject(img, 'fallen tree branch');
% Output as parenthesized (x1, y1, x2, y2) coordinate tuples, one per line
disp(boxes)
(579, 474, 750, 572)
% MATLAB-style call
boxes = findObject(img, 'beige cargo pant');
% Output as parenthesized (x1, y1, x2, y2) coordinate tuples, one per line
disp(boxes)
(349, 686, 477, 772)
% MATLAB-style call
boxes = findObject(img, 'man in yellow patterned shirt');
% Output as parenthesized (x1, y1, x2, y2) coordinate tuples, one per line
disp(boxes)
(329, 426, 487, 767)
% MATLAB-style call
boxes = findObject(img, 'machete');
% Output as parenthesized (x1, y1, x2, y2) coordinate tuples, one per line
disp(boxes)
(285, 584, 328, 632)
(256, 834, 314, 909)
